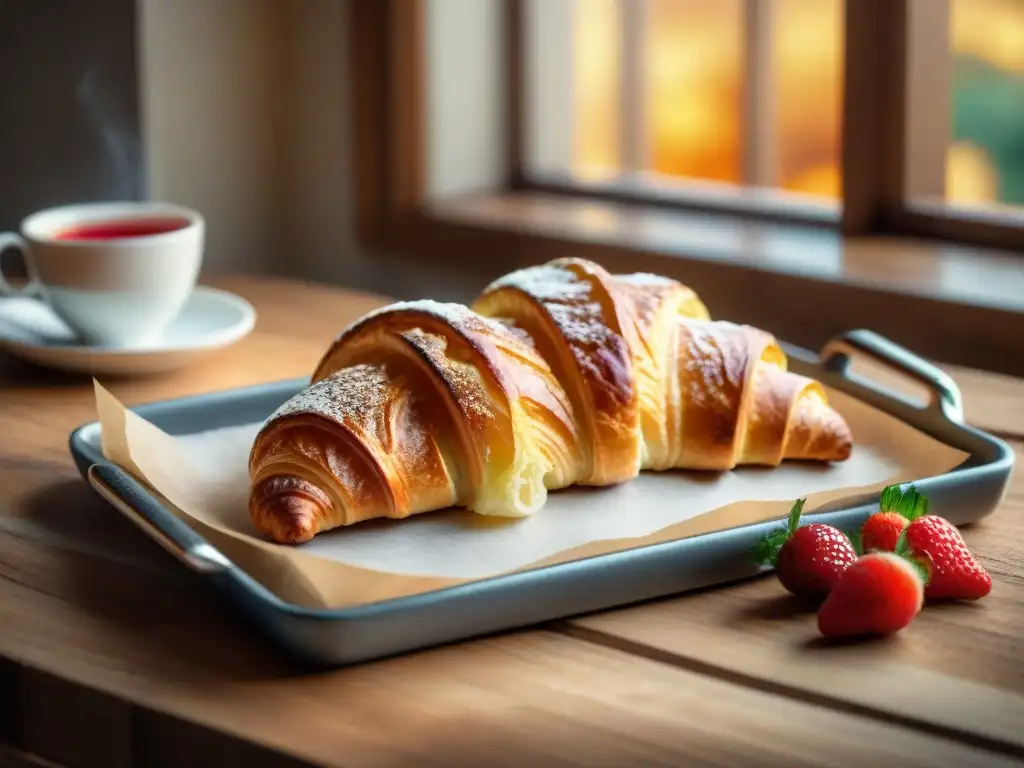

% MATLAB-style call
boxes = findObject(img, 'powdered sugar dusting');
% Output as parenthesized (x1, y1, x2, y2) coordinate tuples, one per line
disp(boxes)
(269, 364, 393, 426)
(400, 328, 492, 421)
(617, 272, 679, 288)
(546, 300, 616, 350)
(358, 300, 508, 337)
(489, 264, 619, 350)
(257, 361, 454, 522)
(302, 299, 541, 438)
(488, 264, 588, 304)
(492, 318, 537, 348)
(391, 299, 487, 327)
(329, 299, 497, 348)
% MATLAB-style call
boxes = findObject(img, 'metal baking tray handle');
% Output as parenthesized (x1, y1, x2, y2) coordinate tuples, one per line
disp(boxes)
(88, 463, 230, 575)
(820, 329, 964, 424)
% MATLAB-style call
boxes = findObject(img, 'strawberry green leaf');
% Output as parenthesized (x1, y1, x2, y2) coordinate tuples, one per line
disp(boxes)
(751, 498, 805, 567)
(786, 498, 806, 537)
(909, 555, 932, 586)
(751, 528, 790, 568)
(879, 483, 929, 521)
(894, 529, 911, 556)
(893, 530, 930, 585)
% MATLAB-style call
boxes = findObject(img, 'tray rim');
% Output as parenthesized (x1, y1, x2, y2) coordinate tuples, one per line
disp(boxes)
(68, 331, 1017, 626)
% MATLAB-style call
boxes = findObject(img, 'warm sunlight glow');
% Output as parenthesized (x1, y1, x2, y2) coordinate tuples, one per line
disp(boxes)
(946, 0, 1024, 205)
(575, 0, 842, 194)
(571, 0, 1024, 206)
(785, 163, 842, 198)
(774, 0, 843, 196)
(646, 0, 742, 183)
(947, 142, 999, 204)
(952, 0, 1024, 73)
(573, 0, 620, 177)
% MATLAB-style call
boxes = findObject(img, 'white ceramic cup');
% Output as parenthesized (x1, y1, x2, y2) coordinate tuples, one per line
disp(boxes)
(0, 201, 204, 347)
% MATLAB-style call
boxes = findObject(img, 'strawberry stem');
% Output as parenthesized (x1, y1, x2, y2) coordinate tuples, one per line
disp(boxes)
(894, 529, 931, 585)
(786, 498, 806, 537)
(894, 529, 910, 556)
(879, 484, 930, 521)
(751, 498, 805, 568)
(908, 556, 932, 586)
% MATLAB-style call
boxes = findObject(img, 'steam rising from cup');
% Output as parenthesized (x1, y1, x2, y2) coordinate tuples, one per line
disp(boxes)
(76, 64, 142, 202)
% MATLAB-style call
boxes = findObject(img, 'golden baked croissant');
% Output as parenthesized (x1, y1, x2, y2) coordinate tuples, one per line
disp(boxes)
(248, 258, 853, 544)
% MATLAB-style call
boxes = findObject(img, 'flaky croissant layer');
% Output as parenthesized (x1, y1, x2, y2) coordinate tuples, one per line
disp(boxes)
(248, 258, 853, 544)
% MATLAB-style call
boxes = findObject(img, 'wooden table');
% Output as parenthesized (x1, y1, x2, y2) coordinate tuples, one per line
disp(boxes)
(2, 276, 1023, 768)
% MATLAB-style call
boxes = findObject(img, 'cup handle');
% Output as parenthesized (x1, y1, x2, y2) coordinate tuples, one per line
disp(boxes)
(0, 232, 45, 300)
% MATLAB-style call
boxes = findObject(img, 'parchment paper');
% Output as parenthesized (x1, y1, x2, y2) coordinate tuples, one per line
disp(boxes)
(95, 381, 968, 609)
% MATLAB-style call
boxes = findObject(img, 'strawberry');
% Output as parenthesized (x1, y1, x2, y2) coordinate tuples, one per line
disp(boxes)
(876, 484, 992, 601)
(817, 549, 928, 638)
(859, 483, 928, 552)
(905, 515, 992, 600)
(752, 499, 858, 600)
(861, 512, 908, 552)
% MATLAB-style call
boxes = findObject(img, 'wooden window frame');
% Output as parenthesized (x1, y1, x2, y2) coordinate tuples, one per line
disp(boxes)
(842, 0, 1024, 250)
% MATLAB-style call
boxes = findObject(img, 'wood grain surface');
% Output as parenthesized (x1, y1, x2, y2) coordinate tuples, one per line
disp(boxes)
(1, 276, 1022, 767)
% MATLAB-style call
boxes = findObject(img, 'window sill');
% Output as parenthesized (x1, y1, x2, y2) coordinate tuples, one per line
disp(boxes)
(372, 191, 1024, 376)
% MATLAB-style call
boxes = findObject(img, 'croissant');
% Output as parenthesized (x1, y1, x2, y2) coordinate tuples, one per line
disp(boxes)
(248, 258, 853, 544)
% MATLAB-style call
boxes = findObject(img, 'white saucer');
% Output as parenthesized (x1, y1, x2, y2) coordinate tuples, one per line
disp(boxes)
(0, 286, 257, 376)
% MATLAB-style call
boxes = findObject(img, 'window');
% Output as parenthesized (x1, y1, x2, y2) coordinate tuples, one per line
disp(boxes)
(520, 0, 1024, 242)
(923, 0, 1024, 210)
(540, 0, 844, 199)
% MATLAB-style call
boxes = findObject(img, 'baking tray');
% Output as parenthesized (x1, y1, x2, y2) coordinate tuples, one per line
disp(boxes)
(69, 329, 1014, 667)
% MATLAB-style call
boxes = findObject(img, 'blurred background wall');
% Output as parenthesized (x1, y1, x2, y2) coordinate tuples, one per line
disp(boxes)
(140, 0, 287, 275)
(143, 0, 493, 301)
(1, 0, 381, 290)
(0, 0, 144, 231)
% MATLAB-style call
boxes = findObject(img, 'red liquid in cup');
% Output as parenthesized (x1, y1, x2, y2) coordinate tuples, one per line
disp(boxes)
(53, 217, 190, 241)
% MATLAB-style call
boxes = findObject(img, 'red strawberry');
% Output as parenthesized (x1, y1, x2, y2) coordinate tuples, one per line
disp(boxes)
(858, 483, 928, 552)
(753, 499, 858, 599)
(905, 515, 992, 600)
(875, 483, 992, 601)
(861, 512, 908, 552)
(817, 551, 927, 638)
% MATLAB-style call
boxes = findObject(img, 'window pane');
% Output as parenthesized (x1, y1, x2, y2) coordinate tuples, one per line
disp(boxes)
(774, 0, 844, 198)
(947, 0, 1024, 208)
(646, 0, 743, 184)
(572, 0, 621, 178)
(540, 0, 844, 210)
